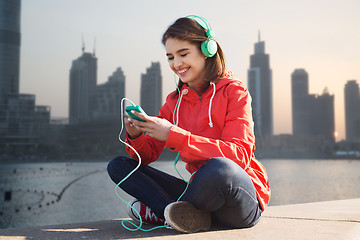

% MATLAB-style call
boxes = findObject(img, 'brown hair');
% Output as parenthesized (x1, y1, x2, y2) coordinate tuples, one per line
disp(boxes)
(162, 17, 226, 95)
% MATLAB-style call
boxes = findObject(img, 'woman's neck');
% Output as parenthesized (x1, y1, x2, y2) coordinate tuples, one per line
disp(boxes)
(188, 81, 209, 95)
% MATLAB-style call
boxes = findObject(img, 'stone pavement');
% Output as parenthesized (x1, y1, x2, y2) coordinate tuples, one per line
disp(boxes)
(0, 198, 359, 240)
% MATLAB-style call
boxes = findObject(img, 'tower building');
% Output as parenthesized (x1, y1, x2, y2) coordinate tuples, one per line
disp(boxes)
(291, 69, 311, 135)
(312, 88, 335, 142)
(0, 0, 21, 100)
(140, 62, 162, 116)
(69, 48, 97, 124)
(344, 80, 360, 142)
(247, 33, 273, 137)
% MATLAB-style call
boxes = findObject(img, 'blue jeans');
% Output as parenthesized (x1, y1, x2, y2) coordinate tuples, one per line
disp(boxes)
(107, 156, 262, 228)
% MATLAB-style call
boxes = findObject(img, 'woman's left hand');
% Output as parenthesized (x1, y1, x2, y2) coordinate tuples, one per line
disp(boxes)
(129, 110, 173, 142)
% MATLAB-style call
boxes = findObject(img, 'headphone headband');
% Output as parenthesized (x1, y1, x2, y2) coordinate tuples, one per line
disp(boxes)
(186, 15, 215, 38)
(185, 15, 217, 57)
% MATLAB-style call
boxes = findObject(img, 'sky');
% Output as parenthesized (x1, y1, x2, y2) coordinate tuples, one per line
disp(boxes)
(19, 0, 360, 141)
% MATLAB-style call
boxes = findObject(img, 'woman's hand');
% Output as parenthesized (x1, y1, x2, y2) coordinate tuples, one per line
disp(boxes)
(127, 110, 173, 142)
(124, 116, 143, 139)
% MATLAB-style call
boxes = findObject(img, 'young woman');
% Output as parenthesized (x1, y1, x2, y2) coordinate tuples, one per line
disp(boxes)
(107, 15, 270, 233)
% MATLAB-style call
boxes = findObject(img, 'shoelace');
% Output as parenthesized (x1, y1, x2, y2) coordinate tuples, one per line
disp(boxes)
(145, 206, 163, 223)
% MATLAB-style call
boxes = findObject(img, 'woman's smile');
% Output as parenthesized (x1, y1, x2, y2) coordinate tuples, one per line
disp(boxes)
(165, 38, 206, 89)
(177, 67, 190, 76)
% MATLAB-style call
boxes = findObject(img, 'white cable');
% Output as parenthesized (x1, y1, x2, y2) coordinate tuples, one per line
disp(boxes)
(174, 92, 183, 126)
(118, 98, 142, 181)
(208, 82, 216, 128)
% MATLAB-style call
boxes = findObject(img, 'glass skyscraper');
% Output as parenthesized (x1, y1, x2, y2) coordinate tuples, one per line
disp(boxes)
(0, 0, 21, 100)
(247, 34, 273, 137)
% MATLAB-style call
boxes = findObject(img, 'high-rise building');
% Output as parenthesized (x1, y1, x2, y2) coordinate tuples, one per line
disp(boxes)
(0, 0, 50, 147)
(344, 80, 360, 142)
(69, 50, 97, 124)
(0, 0, 21, 100)
(312, 88, 335, 142)
(140, 62, 162, 116)
(247, 33, 273, 137)
(90, 67, 125, 120)
(291, 69, 335, 142)
(291, 69, 311, 135)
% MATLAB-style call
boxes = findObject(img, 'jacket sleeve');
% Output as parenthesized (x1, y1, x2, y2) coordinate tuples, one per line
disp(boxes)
(125, 95, 175, 165)
(125, 132, 165, 165)
(165, 84, 256, 171)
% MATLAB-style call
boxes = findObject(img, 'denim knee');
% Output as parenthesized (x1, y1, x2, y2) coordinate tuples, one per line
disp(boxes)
(199, 157, 243, 183)
(107, 156, 137, 183)
(184, 157, 257, 209)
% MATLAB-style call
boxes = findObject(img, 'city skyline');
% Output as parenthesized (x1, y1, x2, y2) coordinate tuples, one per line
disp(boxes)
(19, 0, 360, 141)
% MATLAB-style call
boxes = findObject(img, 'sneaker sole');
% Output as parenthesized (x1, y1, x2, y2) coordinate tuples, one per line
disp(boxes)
(164, 201, 211, 233)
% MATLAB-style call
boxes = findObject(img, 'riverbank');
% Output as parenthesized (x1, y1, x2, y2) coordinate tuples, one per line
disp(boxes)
(0, 198, 359, 240)
(1, 160, 360, 229)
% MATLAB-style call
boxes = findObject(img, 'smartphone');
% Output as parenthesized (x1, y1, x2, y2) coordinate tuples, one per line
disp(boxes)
(125, 105, 147, 122)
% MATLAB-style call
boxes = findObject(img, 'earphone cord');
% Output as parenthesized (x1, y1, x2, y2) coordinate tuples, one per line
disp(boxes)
(115, 97, 195, 232)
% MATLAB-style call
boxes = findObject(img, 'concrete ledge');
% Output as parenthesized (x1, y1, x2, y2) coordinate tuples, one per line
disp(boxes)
(0, 198, 359, 240)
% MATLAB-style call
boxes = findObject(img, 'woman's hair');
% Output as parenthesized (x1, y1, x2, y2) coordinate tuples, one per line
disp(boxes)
(162, 17, 226, 95)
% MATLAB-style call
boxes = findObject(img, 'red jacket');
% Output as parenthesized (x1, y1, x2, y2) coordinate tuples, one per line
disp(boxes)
(126, 71, 271, 210)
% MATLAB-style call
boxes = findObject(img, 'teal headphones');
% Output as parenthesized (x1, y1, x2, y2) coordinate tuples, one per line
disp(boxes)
(186, 15, 218, 58)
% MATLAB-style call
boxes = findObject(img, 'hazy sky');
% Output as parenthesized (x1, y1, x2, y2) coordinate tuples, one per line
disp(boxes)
(19, 0, 360, 141)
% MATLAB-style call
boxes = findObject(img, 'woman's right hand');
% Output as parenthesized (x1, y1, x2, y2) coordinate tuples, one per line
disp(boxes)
(125, 117, 143, 139)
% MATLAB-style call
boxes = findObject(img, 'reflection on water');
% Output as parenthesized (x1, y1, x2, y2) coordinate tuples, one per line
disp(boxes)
(0, 159, 359, 229)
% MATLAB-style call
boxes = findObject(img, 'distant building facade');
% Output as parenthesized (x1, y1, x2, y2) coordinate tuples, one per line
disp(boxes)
(140, 62, 162, 116)
(291, 69, 335, 142)
(0, 0, 50, 148)
(66, 55, 127, 158)
(247, 33, 273, 137)
(0, 94, 51, 146)
(312, 89, 335, 142)
(90, 67, 125, 120)
(344, 80, 360, 142)
(69, 51, 97, 124)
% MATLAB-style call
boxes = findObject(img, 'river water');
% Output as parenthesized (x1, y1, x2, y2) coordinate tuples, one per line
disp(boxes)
(0, 159, 359, 229)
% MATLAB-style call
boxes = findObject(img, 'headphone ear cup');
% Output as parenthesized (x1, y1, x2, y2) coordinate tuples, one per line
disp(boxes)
(201, 39, 217, 57)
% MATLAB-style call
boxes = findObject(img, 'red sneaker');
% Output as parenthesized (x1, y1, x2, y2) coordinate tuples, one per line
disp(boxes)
(127, 199, 164, 225)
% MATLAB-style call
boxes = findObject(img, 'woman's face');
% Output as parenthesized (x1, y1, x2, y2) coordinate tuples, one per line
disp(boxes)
(165, 38, 206, 90)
